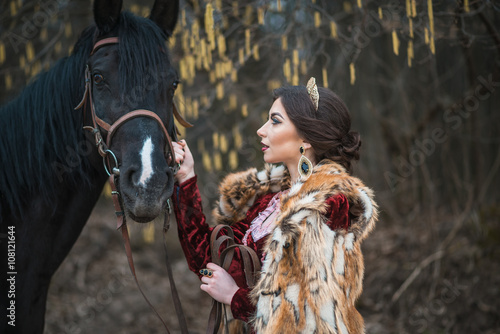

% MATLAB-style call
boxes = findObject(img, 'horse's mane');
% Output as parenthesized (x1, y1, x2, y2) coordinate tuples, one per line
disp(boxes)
(0, 12, 175, 217)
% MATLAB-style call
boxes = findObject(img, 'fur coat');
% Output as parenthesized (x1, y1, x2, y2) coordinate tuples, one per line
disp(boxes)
(212, 160, 378, 334)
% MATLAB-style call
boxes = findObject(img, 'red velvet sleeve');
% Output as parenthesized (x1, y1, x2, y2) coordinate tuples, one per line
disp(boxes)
(172, 176, 213, 275)
(324, 193, 350, 231)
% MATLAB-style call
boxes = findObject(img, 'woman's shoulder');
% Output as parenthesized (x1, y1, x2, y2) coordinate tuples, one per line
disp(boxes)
(282, 159, 378, 240)
(212, 164, 289, 225)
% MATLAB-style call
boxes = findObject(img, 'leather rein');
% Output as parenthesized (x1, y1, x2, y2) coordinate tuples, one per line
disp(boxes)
(75, 37, 192, 334)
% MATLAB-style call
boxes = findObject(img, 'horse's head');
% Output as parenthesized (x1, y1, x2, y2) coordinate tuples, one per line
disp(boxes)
(84, 0, 181, 223)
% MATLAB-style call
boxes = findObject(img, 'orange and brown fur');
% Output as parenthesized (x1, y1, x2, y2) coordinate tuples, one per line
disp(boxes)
(213, 160, 378, 334)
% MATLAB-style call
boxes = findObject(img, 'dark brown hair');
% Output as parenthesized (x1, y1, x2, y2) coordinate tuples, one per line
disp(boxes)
(273, 85, 361, 173)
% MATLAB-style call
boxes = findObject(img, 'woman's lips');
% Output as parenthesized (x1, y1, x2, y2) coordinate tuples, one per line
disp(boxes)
(261, 142, 269, 151)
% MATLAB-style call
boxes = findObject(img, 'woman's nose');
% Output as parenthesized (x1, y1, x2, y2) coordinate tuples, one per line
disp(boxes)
(257, 123, 266, 138)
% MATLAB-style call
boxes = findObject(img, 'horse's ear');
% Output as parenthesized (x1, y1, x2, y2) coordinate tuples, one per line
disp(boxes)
(150, 0, 179, 38)
(93, 0, 123, 34)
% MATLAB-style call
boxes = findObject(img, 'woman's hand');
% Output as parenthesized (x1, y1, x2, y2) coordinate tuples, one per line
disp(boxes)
(200, 263, 239, 306)
(173, 140, 195, 184)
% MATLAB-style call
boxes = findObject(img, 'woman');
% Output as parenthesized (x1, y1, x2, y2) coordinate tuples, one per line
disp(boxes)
(172, 78, 378, 333)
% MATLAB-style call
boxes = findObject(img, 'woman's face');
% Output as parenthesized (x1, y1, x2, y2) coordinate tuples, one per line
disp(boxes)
(257, 98, 307, 165)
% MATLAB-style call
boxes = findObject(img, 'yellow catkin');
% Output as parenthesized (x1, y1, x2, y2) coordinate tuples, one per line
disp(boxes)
(220, 134, 228, 153)
(143, 224, 155, 244)
(205, 3, 215, 51)
(169, 35, 176, 48)
(216, 82, 224, 100)
(191, 21, 199, 49)
(5, 74, 12, 90)
(233, 126, 242, 149)
(241, 104, 248, 117)
(201, 40, 209, 70)
(322, 68, 328, 88)
(293, 49, 299, 66)
(330, 21, 338, 38)
(349, 63, 356, 85)
(142, 7, 150, 17)
(181, 9, 186, 28)
(238, 48, 245, 65)
(428, 0, 435, 54)
(281, 35, 288, 51)
(213, 132, 219, 149)
(201, 94, 209, 107)
(464, 0, 469, 12)
(267, 80, 281, 91)
(300, 59, 307, 75)
(185, 97, 192, 118)
(31, 61, 41, 78)
(411, 0, 417, 17)
(244, 5, 253, 26)
(55, 41, 61, 54)
(408, 40, 414, 67)
(218, 33, 226, 58)
(191, 99, 198, 119)
(10, 1, 17, 15)
(130, 5, 139, 14)
(343, 1, 352, 13)
(392, 30, 400, 55)
(253, 44, 260, 61)
(232, 1, 239, 16)
(26, 42, 34, 62)
(292, 71, 299, 85)
(202, 151, 212, 172)
(406, 0, 411, 17)
(215, 0, 222, 11)
(229, 150, 238, 170)
(182, 30, 189, 54)
(198, 138, 205, 152)
(277, 0, 281, 12)
(424, 27, 429, 44)
(258, 7, 265, 25)
(214, 152, 222, 171)
(245, 29, 251, 56)
(229, 94, 237, 110)
(231, 68, 238, 82)
(314, 12, 321, 28)
(0, 43, 5, 65)
(283, 58, 291, 82)
(192, 0, 200, 14)
(40, 28, 47, 42)
(209, 70, 216, 83)
(357, 0, 362, 8)
(409, 18, 413, 38)
(179, 58, 187, 81)
(378, 7, 383, 19)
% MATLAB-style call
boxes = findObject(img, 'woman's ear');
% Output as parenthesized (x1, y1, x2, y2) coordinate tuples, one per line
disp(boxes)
(302, 141, 312, 150)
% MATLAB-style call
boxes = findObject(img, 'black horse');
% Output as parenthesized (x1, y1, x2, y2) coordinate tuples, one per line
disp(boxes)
(0, 0, 181, 332)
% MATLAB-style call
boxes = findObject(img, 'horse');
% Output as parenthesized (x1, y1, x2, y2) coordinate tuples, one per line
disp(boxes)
(0, 0, 182, 332)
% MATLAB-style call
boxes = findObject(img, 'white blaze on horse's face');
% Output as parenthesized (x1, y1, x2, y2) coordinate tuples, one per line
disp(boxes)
(138, 137, 154, 186)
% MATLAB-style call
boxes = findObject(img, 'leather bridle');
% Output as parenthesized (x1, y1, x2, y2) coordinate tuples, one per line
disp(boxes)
(75, 37, 191, 334)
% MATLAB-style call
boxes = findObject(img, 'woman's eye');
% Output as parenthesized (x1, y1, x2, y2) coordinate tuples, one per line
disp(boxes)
(93, 73, 104, 84)
(271, 117, 280, 124)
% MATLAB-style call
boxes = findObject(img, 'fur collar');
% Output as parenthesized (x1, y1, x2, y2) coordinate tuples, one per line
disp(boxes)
(212, 159, 377, 241)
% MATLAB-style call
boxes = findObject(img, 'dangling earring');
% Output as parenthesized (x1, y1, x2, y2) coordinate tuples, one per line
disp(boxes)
(298, 146, 313, 179)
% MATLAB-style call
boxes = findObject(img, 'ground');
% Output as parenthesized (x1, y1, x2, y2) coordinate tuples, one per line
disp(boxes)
(45, 197, 500, 333)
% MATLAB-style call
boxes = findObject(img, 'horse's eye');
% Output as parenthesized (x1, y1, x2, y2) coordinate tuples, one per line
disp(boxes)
(93, 73, 104, 85)
(172, 80, 179, 90)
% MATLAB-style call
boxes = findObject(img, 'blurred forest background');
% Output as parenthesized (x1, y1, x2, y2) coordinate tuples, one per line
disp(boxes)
(1, 0, 499, 333)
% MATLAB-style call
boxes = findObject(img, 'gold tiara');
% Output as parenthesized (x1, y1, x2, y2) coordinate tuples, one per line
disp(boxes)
(306, 77, 319, 111)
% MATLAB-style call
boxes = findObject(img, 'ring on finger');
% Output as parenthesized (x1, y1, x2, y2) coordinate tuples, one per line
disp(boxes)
(199, 268, 213, 278)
